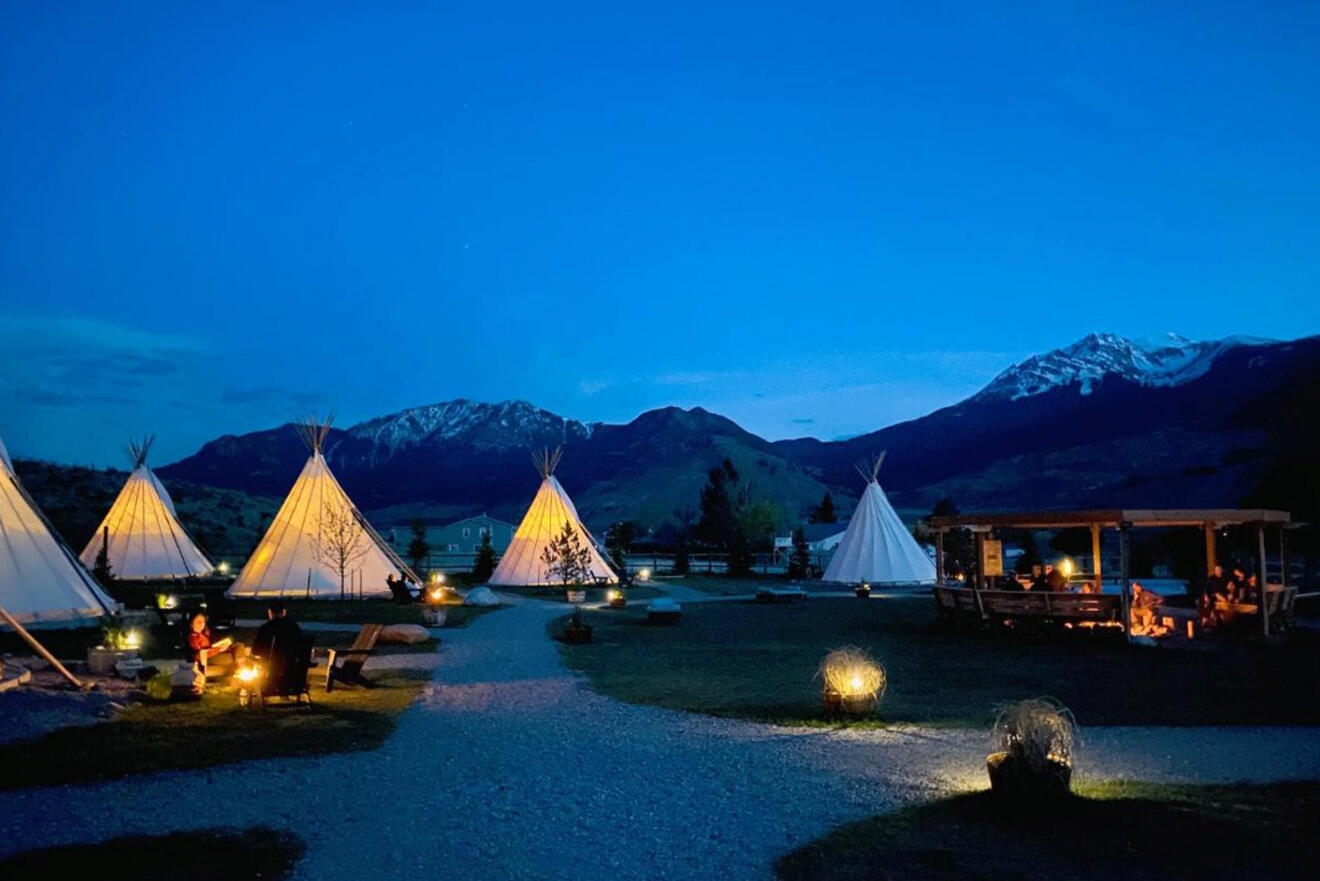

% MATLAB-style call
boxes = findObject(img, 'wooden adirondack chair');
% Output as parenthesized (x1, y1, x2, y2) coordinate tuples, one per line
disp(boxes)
(325, 623, 383, 692)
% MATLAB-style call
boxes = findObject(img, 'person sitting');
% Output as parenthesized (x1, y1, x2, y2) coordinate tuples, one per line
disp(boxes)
(186, 612, 248, 678)
(1200, 564, 1232, 625)
(1076, 581, 1096, 594)
(386, 573, 412, 604)
(252, 600, 304, 693)
(1230, 566, 1249, 602)
(1130, 581, 1166, 635)
(1239, 573, 1261, 605)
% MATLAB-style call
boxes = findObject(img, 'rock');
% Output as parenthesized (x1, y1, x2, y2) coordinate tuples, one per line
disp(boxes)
(464, 586, 500, 607)
(379, 624, 430, 644)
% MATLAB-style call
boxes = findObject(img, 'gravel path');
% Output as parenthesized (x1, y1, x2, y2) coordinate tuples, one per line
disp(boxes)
(2, 594, 1318, 879)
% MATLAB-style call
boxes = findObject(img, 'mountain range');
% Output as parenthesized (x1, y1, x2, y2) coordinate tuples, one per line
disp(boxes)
(155, 332, 1320, 531)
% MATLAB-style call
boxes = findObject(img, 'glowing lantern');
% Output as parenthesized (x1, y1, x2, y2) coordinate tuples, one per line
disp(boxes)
(636, 568, 651, 582)
(122, 629, 142, 650)
(217, 560, 231, 575)
(607, 588, 627, 608)
(818, 646, 886, 717)
(987, 698, 1076, 800)
(236, 663, 263, 708)
(1059, 558, 1074, 578)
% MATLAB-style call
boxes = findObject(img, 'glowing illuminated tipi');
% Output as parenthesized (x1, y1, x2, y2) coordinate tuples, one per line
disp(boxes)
(822, 454, 936, 585)
(227, 418, 417, 599)
(1, 433, 117, 627)
(488, 447, 616, 586)
(80, 436, 214, 579)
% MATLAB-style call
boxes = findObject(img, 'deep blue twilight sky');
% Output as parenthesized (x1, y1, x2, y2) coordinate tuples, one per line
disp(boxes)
(2, 2, 1318, 466)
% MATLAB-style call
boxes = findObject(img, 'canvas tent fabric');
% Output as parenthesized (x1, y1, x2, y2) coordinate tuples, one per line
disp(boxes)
(80, 441, 214, 579)
(823, 462, 936, 585)
(228, 448, 416, 599)
(0, 435, 116, 627)
(488, 449, 617, 587)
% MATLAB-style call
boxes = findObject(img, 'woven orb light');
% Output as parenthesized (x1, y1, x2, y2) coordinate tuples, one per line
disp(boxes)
(817, 646, 886, 717)
(987, 697, 1078, 800)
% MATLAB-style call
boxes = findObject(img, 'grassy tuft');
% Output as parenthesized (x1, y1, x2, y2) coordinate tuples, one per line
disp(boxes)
(0, 826, 304, 881)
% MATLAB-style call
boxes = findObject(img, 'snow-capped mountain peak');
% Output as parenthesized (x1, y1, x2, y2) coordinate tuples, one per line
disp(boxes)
(338, 399, 595, 465)
(973, 332, 1273, 402)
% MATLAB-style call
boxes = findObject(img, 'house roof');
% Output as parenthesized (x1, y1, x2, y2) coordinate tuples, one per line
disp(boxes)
(930, 509, 1291, 530)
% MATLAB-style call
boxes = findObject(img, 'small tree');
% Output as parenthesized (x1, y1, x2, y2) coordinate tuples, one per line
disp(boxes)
(787, 526, 811, 579)
(472, 532, 497, 582)
(672, 505, 694, 575)
(809, 492, 837, 524)
(540, 521, 595, 590)
(92, 526, 114, 588)
(313, 500, 370, 600)
(407, 519, 431, 575)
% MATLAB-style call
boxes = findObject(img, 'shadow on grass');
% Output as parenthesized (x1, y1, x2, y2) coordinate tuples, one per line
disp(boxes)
(0, 826, 304, 881)
(778, 782, 1320, 881)
(0, 671, 429, 791)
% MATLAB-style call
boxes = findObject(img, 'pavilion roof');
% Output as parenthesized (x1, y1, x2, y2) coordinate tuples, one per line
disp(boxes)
(929, 509, 1291, 530)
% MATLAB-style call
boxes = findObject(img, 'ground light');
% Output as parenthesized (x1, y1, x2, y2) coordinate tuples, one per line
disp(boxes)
(606, 588, 627, 608)
(636, 568, 651, 582)
(817, 646, 886, 717)
(987, 698, 1077, 800)
(216, 560, 231, 575)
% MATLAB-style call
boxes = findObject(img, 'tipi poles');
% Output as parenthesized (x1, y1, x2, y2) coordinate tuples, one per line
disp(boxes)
(0, 603, 84, 689)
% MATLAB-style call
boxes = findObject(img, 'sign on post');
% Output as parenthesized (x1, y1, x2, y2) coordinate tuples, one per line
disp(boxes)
(981, 539, 1003, 578)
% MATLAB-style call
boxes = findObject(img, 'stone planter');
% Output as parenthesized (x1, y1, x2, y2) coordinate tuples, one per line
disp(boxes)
(566, 589, 587, 604)
(87, 647, 138, 676)
(822, 689, 877, 718)
(561, 623, 593, 644)
(986, 751, 1072, 800)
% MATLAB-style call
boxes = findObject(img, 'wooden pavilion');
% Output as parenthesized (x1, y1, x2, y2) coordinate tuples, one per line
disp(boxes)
(928, 509, 1295, 640)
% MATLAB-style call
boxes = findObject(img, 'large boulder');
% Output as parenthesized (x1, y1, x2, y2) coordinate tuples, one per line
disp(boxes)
(464, 586, 500, 607)
(379, 623, 431, 644)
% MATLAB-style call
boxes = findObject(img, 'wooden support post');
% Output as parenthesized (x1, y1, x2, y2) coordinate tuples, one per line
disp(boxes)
(974, 531, 986, 591)
(1119, 522, 1132, 643)
(1203, 523, 1217, 574)
(0, 603, 85, 689)
(935, 530, 946, 584)
(1090, 523, 1103, 591)
(1258, 525, 1270, 638)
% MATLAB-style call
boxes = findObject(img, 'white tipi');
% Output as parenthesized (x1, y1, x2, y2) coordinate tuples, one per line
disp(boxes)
(80, 436, 214, 580)
(1, 434, 117, 627)
(822, 454, 936, 585)
(227, 419, 417, 599)
(488, 447, 617, 586)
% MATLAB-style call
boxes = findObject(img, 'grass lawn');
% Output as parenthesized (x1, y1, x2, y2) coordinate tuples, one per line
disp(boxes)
(0, 826, 304, 881)
(230, 598, 502, 629)
(776, 782, 1320, 881)
(559, 596, 1320, 727)
(0, 668, 430, 791)
(501, 585, 664, 604)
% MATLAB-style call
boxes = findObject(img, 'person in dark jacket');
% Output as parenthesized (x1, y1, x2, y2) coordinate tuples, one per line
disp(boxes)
(252, 600, 303, 689)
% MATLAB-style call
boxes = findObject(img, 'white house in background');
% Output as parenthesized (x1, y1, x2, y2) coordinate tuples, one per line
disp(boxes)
(774, 522, 849, 559)
(389, 514, 516, 557)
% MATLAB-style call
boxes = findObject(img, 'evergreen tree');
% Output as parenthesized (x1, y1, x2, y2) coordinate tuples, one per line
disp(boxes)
(407, 519, 431, 575)
(696, 459, 738, 546)
(472, 532, 497, 582)
(787, 526, 811, 579)
(92, 526, 114, 588)
(606, 520, 636, 573)
(809, 492, 837, 524)
(672, 506, 694, 575)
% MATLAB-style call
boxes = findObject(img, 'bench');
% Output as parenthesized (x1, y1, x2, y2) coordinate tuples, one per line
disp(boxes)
(756, 587, 808, 604)
(325, 623, 383, 692)
(1212, 585, 1297, 635)
(933, 586, 1121, 627)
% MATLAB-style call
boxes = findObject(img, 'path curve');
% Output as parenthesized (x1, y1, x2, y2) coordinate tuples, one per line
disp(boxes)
(2, 594, 1318, 880)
